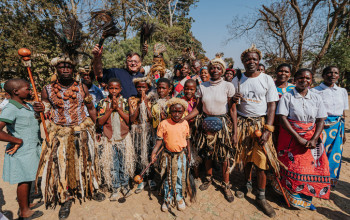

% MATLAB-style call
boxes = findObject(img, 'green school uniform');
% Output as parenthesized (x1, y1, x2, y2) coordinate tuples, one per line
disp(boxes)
(0, 99, 42, 184)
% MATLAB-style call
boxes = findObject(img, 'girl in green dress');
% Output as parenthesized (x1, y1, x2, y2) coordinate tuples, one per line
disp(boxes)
(0, 79, 43, 219)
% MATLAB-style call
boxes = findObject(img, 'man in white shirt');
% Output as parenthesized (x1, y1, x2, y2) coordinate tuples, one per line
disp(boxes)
(232, 44, 279, 218)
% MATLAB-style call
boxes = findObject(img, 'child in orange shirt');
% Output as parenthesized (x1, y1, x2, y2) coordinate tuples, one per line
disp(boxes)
(151, 98, 192, 212)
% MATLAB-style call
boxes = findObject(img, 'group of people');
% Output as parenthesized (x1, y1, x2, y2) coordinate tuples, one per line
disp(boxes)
(0, 43, 347, 220)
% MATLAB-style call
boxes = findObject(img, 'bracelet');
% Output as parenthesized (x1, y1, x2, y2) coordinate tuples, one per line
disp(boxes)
(264, 124, 275, 132)
(84, 95, 93, 104)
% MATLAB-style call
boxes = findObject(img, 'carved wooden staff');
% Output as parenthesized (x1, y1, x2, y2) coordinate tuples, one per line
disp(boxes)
(134, 146, 164, 184)
(18, 48, 50, 143)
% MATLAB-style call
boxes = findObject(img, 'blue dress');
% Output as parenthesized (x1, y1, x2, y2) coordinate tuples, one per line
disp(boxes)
(0, 100, 42, 184)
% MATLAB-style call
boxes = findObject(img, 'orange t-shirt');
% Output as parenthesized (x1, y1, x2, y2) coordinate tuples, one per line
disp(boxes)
(157, 118, 190, 152)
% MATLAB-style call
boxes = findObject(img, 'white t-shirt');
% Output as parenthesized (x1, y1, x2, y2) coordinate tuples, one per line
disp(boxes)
(198, 79, 235, 115)
(232, 73, 279, 117)
(277, 88, 327, 123)
(311, 83, 349, 116)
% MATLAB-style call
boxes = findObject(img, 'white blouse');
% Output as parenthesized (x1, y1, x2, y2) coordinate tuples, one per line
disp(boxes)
(277, 88, 327, 123)
(311, 83, 348, 116)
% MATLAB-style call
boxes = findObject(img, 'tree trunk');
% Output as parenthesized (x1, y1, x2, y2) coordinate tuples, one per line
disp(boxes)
(168, 1, 173, 27)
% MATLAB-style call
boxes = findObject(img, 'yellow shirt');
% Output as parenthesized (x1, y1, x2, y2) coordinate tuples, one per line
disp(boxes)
(157, 119, 189, 152)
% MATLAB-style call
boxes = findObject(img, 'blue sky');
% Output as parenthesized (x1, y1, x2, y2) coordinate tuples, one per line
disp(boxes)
(190, 0, 268, 68)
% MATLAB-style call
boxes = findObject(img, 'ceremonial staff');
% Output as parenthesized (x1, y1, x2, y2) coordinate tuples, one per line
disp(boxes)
(134, 146, 164, 184)
(18, 48, 50, 143)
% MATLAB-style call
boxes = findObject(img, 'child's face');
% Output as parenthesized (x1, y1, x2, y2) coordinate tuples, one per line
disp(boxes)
(181, 64, 190, 77)
(16, 83, 32, 100)
(224, 71, 234, 82)
(157, 82, 170, 98)
(184, 82, 196, 99)
(108, 82, 122, 97)
(169, 104, 185, 122)
(136, 82, 149, 96)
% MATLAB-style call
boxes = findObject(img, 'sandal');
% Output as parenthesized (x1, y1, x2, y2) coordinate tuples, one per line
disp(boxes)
(135, 182, 145, 194)
(17, 201, 44, 216)
(92, 192, 106, 202)
(58, 200, 73, 219)
(199, 176, 212, 191)
(222, 182, 234, 203)
(18, 210, 43, 220)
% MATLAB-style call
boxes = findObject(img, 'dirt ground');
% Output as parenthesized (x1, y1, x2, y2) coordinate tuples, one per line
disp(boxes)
(0, 103, 350, 220)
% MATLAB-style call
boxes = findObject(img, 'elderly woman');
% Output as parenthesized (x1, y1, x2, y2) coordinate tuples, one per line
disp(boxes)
(184, 55, 237, 203)
(275, 68, 330, 210)
(311, 66, 348, 189)
(275, 63, 295, 99)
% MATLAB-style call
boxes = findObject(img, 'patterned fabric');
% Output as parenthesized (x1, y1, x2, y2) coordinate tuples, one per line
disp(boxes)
(174, 76, 191, 98)
(322, 116, 345, 186)
(271, 178, 312, 209)
(276, 83, 295, 99)
(181, 96, 197, 113)
(202, 117, 223, 132)
(46, 82, 87, 126)
(278, 120, 331, 199)
(151, 99, 169, 129)
(96, 96, 129, 140)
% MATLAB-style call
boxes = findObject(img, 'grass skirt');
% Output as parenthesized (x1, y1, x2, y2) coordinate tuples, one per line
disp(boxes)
(96, 133, 135, 190)
(36, 118, 100, 206)
(193, 114, 235, 163)
(236, 116, 280, 175)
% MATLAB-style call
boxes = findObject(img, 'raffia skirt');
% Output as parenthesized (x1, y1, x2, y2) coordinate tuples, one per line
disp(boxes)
(36, 118, 100, 206)
(193, 114, 236, 164)
(235, 116, 280, 175)
(96, 133, 135, 191)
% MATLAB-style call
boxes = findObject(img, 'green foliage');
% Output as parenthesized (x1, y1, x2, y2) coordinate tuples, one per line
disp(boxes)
(0, 0, 204, 90)
(319, 34, 350, 88)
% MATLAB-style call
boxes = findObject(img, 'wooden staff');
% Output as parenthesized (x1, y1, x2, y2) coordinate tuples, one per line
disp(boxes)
(261, 143, 290, 207)
(134, 146, 164, 184)
(18, 48, 50, 143)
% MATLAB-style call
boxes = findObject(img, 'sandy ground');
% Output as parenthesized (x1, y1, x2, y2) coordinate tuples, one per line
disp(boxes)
(0, 103, 350, 220)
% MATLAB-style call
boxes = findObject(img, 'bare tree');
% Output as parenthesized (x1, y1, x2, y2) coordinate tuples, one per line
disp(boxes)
(227, 0, 349, 74)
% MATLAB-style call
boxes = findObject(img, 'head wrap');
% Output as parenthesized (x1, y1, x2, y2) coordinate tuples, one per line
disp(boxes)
(240, 44, 262, 61)
(225, 63, 235, 74)
(132, 76, 152, 87)
(200, 66, 208, 74)
(167, 97, 188, 110)
(209, 53, 226, 70)
(50, 55, 77, 67)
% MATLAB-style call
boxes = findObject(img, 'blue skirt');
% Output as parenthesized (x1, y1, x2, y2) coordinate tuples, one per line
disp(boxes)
(322, 116, 344, 186)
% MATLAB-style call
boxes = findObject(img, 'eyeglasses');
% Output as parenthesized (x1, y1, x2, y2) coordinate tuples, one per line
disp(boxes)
(127, 60, 140, 64)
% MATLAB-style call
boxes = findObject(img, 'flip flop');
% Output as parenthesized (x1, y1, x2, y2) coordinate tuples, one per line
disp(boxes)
(18, 210, 43, 220)
(17, 201, 44, 216)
